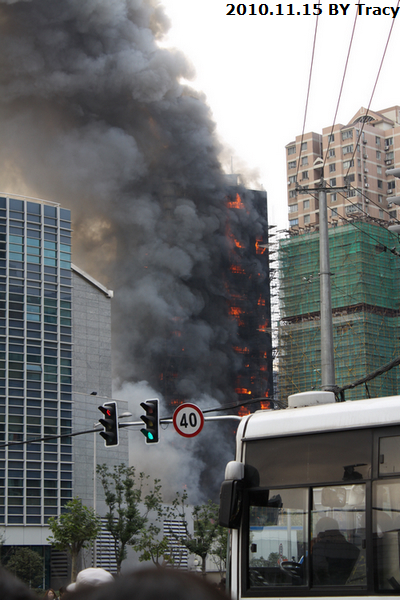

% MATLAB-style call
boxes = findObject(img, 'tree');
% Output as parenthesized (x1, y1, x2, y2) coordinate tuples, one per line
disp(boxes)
(178, 499, 221, 575)
(47, 497, 102, 582)
(5, 547, 44, 588)
(135, 522, 171, 567)
(96, 463, 163, 574)
(210, 525, 228, 577)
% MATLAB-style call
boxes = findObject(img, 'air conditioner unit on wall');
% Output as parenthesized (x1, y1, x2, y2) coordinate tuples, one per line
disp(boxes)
(365, 183, 369, 188)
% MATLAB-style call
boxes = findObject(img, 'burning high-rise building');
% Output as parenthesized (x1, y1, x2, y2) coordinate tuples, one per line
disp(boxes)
(158, 184, 273, 413)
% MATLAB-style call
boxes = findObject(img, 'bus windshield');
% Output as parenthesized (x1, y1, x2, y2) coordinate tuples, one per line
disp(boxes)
(248, 484, 366, 589)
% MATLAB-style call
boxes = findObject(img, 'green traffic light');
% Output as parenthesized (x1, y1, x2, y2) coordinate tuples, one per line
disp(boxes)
(148, 432, 154, 440)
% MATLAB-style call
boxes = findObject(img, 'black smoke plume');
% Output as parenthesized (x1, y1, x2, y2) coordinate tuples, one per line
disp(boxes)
(0, 0, 270, 500)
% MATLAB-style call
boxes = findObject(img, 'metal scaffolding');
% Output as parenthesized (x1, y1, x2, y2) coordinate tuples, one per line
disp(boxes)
(277, 221, 400, 401)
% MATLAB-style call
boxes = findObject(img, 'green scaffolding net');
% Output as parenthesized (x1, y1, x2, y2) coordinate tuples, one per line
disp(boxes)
(278, 222, 400, 401)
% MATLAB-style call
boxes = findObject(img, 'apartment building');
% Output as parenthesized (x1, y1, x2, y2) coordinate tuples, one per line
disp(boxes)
(286, 106, 400, 230)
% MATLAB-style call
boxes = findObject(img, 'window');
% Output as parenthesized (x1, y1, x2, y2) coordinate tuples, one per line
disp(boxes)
(330, 193, 337, 203)
(289, 218, 299, 227)
(311, 485, 366, 587)
(343, 144, 353, 155)
(389, 210, 397, 219)
(388, 181, 395, 191)
(342, 129, 353, 140)
(249, 488, 309, 588)
(346, 203, 362, 213)
(373, 479, 400, 591)
(328, 134, 335, 143)
(301, 156, 308, 166)
(303, 199, 310, 209)
(329, 164, 336, 173)
(378, 195, 383, 203)
(386, 137, 393, 147)
(330, 178, 336, 187)
(302, 171, 309, 180)
(377, 165, 382, 175)
(329, 148, 335, 157)
(376, 150, 381, 160)
(343, 160, 354, 169)
(289, 190, 297, 199)
(304, 215, 310, 224)
(301, 142, 307, 151)
(378, 180, 383, 189)
(245, 430, 370, 592)
(289, 204, 298, 213)
(288, 146, 296, 155)
(288, 160, 296, 169)
(376, 136, 381, 146)
(386, 151, 394, 161)
(289, 175, 296, 184)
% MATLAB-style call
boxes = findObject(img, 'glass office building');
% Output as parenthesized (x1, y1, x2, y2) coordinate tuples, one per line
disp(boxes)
(0, 195, 72, 526)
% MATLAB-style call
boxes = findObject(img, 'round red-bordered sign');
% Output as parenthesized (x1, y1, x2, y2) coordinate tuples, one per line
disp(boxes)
(173, 403, 204, 438)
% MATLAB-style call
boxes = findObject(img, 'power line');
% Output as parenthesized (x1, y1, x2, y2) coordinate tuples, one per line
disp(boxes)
(296, 14, 320, 182)
(323, 0, 361, 170)
(345, 0, 400, 180)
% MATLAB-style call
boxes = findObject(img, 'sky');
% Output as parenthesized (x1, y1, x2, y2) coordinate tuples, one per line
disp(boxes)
(158, 0, 400, 229)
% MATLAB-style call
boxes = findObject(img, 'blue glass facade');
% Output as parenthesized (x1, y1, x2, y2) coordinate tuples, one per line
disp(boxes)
(0, 196, 73, 525)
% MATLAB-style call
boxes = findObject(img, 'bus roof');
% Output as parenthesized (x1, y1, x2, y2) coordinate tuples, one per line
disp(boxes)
(241, 395, 400, 441)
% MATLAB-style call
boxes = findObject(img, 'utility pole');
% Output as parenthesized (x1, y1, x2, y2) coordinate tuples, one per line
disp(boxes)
(318, 182, 335, 392)
(297, 160, 348, 393)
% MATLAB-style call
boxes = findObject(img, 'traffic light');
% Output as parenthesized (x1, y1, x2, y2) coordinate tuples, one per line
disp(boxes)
(140, 398, 159, 444)
(98, 401, 119, 447)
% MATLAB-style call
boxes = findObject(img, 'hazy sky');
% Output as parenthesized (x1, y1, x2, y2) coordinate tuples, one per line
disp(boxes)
(159, 1, 400, 229)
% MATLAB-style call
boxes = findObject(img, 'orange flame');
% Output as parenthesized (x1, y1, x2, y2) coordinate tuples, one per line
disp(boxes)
(227, 193, 245, 209)
(260, 401, 271, 410)
(255, 239, 266, 254)
(233, 346, 249, 354)
(238, 405, 251, 416)
(235, 388, 252, 395)
(230, 265, 246, 275)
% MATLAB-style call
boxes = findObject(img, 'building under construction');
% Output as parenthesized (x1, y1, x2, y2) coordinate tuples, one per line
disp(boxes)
(278, 221, 400, 401)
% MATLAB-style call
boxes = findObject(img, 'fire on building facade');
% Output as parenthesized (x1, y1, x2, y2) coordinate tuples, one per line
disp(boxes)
(158, 186, 273, 415)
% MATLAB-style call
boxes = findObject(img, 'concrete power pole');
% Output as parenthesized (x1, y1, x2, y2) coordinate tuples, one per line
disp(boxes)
(318, 183, 335, 392)
(298, 159, 349, 394)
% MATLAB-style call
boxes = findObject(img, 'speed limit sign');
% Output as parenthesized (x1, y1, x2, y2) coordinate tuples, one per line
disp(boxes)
(173, 403, 204, 438)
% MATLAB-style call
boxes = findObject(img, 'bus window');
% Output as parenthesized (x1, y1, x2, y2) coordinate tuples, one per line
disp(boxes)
(311, 484, 366, 587)
(379, 436, 400, 476)
(245, 429, 371, 487)
(248, 488, 308, 588)
(373, 480, 400, 590)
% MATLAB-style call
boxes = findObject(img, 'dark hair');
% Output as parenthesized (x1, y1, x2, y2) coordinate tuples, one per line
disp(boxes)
(67, 568, 227, 600)
(0, 567, 36, 600)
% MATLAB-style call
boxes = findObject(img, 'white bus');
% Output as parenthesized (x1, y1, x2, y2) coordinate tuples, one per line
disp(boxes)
(219, 391, 400, 598)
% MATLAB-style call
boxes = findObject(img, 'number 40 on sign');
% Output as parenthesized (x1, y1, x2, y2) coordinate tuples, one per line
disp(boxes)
(173, 403, 204, 438)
